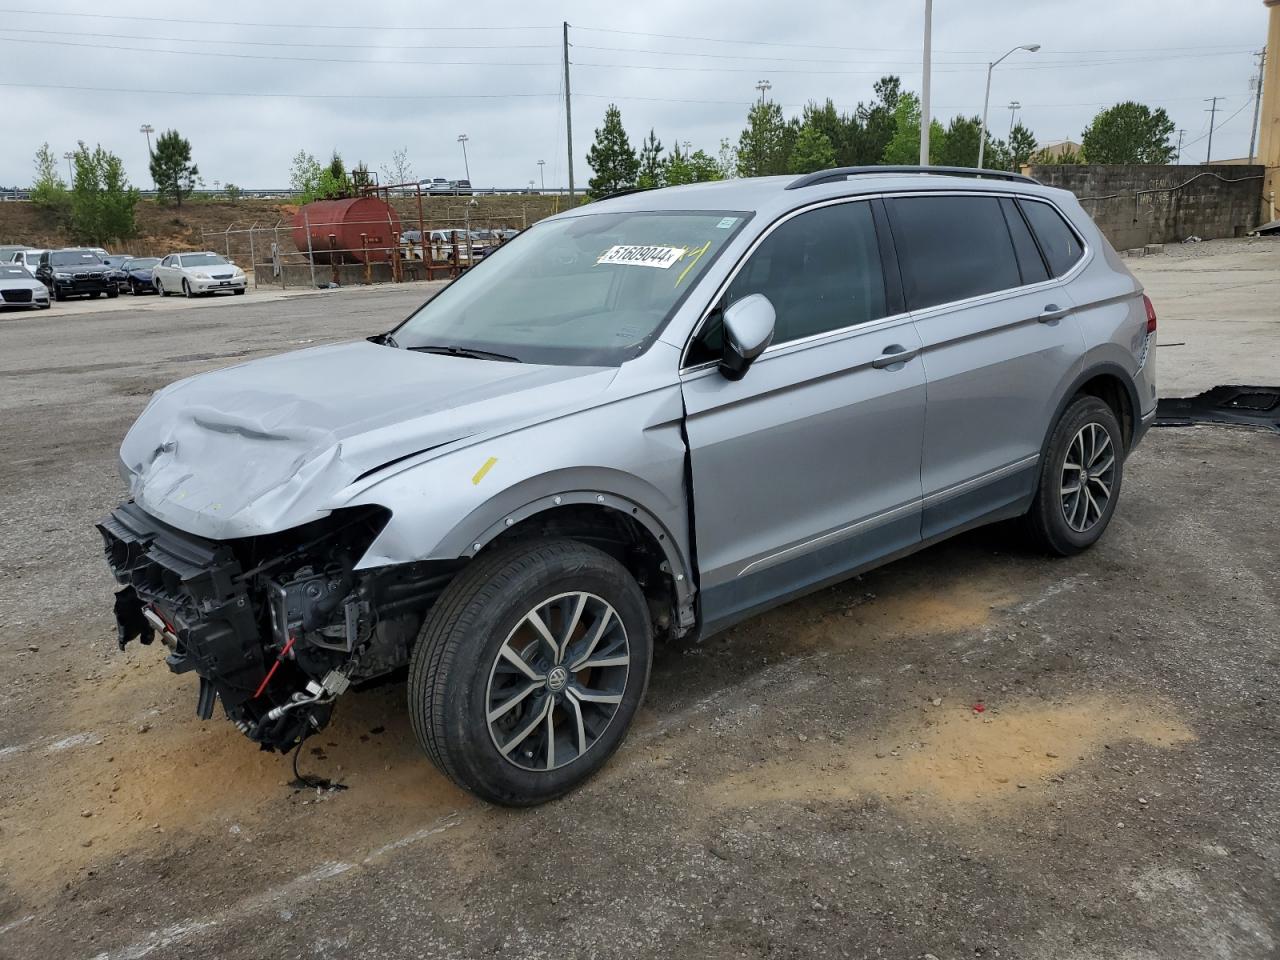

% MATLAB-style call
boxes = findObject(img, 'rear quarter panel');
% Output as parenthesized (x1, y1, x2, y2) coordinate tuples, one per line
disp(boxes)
(1057, 193, 1155, 418)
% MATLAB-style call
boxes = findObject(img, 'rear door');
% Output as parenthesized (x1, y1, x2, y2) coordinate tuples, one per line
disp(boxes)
(885, 192, 1086, 539)
(681, 198, 927, 631)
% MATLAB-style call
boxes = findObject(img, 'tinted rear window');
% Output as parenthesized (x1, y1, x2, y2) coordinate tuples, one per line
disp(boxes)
(1020, 199, 1084, 277)
(886, 195, 1021, 310)
(1000, 197, 1049, 285)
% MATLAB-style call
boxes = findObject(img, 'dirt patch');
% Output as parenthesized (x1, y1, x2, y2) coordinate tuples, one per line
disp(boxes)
(705, 694, 1195, 815)
(0, 650, 472, 902)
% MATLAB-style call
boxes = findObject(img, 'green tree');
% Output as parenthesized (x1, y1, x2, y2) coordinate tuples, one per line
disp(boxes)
(1081, 102, 1175, 163)
(69, 141, 138, 244)
(289, 149, 323, 199)
(664, 144, 724, 186)
(30, 142, 69, 213)
(849, 76, 902, 165)
(1032, 144, 1083, 165)
(716, 138, 738, 178)
(800, 99, 855, 166)
(933, 115, 986, 167)
(586, 104, 640, 197)
(881, 92, 944, 165)
(637, 129, 665, 188)
(736, 100, 791, 177)
(1003, 122, 1039, 171)
(351, 161, 373, 191)
(149, 129, 199, 208)
(223, 182, 242, 203)
(788, 121, 836, 174)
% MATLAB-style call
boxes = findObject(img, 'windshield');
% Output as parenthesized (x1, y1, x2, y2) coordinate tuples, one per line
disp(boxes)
(180, 254, 229, 267)
(50, 251, 103, 266)
(0, 265, 29, 278)
(125, 258, 159, 269)
(393, 210, 750, 365)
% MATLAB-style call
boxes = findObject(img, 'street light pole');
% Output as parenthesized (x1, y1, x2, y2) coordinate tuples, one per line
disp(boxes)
(63, 151, 74, 183)
(537, 159, 545, 190)
(139, 123, 154, 155)
(978, 43, 1040, 169)
(920, 0, 932, 165)
(457, 134, 471, 183)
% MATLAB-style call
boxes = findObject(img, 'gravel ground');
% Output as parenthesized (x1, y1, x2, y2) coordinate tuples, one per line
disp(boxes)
(0, 252, 1276, 959)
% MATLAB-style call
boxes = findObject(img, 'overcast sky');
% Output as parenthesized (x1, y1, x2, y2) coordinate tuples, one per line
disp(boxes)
(0, 0, 1268, 190)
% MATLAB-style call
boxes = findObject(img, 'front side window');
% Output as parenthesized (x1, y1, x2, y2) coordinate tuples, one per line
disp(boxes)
(393, 210, 749, 366)
(686, 201, 888, 366)
(887, 195, 1022, 311)
(1020, 199, 1084, 277)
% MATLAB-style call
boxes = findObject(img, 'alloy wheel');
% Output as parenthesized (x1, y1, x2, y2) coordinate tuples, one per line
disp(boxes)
(485, 591, 630, 772)
(1060, 422, 1115, 533)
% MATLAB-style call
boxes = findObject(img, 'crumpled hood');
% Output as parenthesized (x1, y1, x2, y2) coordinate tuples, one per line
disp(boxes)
(121, 340, 613, 539)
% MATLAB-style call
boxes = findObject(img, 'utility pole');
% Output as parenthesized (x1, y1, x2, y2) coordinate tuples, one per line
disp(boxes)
(1007, 101, 1021, 141)
(537, 159, 545, 190)
(1204, 96, 1222, 164)
(139, 123, 154, 155)
(1249, 48, 1267, 164)
(1175, 128, 1186, 164)
(920, 0, 933, 165)
(563, 21, 574, 205)
(457, 134, 470, 182)
(63, 151, 73, 182)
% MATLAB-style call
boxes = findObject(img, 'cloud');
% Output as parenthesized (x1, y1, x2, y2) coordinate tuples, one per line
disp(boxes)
(0, 0, 1265, 189)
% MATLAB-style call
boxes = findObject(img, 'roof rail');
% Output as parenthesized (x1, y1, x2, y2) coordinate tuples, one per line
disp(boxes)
(785, 165, 1039, 190)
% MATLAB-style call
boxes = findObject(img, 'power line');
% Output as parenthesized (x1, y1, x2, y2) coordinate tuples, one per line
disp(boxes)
(0, 79, 558, 100)
(572, 23, 1254, 57)
(0, 25, 558, 50)
(0, 34, 557, 66)
(0, 7, 554, 30)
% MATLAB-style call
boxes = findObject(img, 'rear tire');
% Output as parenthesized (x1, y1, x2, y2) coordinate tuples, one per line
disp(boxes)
(408, 539, 652, 806)
(1024, 395, 1124, 556)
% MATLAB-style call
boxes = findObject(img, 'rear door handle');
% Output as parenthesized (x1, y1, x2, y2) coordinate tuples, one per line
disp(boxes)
(871, 344, 920, 369)
(1037, 303, 1071, 323)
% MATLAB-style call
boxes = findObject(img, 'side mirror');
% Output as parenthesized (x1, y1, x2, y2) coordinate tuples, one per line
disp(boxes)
(718, 293, 776, 381)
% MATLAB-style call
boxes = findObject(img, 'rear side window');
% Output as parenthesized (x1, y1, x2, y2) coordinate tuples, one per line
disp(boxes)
(1020, 199, 1084, 277)
(1000, 198, 1050, 285)
(886, 195, 1021, 310)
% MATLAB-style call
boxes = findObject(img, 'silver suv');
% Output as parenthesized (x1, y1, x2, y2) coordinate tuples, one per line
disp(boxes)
(98, 166, 1157, 805)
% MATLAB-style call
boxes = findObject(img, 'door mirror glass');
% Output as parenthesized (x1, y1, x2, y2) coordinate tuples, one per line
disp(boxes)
(719, 293, 775, 381)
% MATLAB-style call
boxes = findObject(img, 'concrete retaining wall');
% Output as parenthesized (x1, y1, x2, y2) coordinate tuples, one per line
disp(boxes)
(1027, 164, 1266, 250)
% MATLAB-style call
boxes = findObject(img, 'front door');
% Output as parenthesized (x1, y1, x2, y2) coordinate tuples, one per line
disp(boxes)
(681, 199, 927, 632)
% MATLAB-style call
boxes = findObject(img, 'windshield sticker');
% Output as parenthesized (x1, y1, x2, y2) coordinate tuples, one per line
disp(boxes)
(716, 217, 738, 229)
(597, 245, 686, 269)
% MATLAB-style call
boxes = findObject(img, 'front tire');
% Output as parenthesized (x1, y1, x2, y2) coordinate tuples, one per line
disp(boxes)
(156, 279, 167, 297)
(408, 539, 652, 806)
(182, 279, 194, 298)
(1024, 395, 1124, 556)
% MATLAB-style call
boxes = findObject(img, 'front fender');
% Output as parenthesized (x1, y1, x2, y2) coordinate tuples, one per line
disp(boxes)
(341, 384, 694, 587)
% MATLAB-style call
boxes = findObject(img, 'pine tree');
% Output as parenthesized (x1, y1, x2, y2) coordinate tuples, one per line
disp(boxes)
(586, 104, 640, 198)
(637, 129, 665, 189)
(789, 122, 836, 174)
(736, 100, 791, 177)
(149, 129, 199, 208)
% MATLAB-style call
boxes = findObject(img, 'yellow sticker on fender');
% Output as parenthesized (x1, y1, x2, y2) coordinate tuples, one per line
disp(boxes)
(597, 245, 685, 269)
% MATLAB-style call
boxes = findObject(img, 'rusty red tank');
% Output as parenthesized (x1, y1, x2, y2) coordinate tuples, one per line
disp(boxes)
(291, 197, 403, 264)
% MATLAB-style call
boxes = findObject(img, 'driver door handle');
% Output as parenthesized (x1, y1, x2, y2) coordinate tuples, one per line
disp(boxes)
(871, 344, 920, 369)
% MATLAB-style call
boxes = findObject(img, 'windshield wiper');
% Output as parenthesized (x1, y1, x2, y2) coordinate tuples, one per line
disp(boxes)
(407, 344, 522, 363)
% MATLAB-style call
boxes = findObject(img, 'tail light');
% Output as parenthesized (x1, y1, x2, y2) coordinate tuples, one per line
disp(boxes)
(1142, 294, 1157, 334)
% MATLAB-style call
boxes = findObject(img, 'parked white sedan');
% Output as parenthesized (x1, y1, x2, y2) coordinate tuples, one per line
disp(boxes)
(153, 252, 247, 298)
(0, 263, 51, 310)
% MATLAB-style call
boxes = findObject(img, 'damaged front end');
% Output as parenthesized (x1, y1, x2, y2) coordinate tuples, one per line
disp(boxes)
(97, 502, 453, 751)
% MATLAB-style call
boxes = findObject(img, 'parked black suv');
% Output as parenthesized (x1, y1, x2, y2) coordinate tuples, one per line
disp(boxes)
(35, 249, 119, 301)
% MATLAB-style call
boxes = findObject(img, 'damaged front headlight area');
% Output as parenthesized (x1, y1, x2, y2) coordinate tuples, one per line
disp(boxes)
(97, 503, 460, 752)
